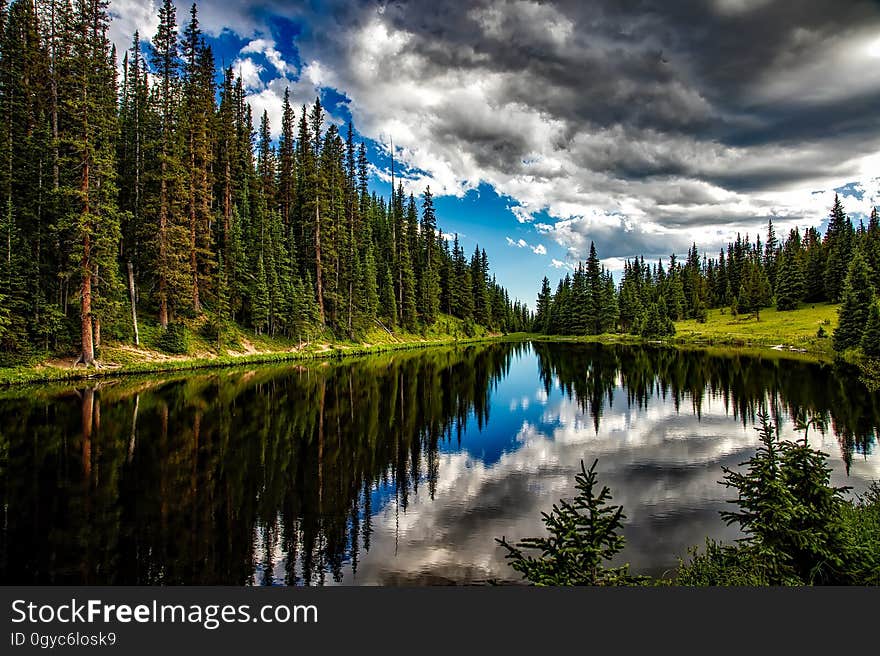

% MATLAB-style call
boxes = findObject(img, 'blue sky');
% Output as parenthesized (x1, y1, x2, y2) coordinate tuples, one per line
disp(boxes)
(109, 0, 880, 305)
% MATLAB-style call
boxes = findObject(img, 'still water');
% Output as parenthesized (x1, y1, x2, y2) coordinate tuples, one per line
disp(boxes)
(0, 341, 877, 585)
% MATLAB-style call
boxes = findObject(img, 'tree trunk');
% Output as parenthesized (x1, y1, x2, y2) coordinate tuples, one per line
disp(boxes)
(318, 378, 325, 509)
(128, 261, 139, 345)
(158, 158, 169, 328)
(315, 202, 325, 324)
(50, 0, 60, 191)
(224, 158, 231, 251)
(128, 393, 139, 462)
(80, 164, 95, 366)
(92, 265, 100, 353)
(189, 132, 200, 313)
(81, 387, 94, 478)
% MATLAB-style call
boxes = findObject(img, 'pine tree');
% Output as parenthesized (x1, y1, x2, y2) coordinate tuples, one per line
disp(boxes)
(419, 187, 440, 325)
(824, 194, 854, 303)
(833, 250, 875, 352)
(568, 263, 587, 334)
(860, 300, 880, 357)
(617, 260, 644, 334)
(180, 4, 214, 313)
(471, 244, 490, 326)
(305, 98, 325, 324)
(719, 412, 857, 585)
(584, 242, 602, 334)
(0, 0, 50, 350)
(665, 259, 686, 321)
(359, 242, 379, 327)
(865, 207, 880, 292)
(800, 227, 826, 302)
(252, 252, 269, 334)
(775, 246, 804, 311)
(497, 460, 637, 586)
(395, 190, 417, 331)
(60, 0, 122, 364)
(764, 219, 779, 292)
(598, 271, 618, 333)
(739, 257, 771, 319)
(641, 301, 674, 338)
(534, 276, 552, 333)
(379, 264, 397, 326)
(450, 234, 473, 320)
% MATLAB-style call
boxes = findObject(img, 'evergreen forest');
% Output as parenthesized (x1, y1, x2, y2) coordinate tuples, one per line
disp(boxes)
(0, 0, 530, 366)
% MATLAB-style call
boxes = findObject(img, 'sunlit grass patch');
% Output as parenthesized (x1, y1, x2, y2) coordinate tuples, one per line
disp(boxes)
(674, 302, 839, 353)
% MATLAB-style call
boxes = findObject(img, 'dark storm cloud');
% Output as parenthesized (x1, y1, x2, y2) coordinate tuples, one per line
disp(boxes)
(369, 0, 880, 144)
(154, 0, 880, 263)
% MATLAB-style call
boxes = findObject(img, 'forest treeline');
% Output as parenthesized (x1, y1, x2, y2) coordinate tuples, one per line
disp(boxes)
(535, 194, 880, 356)
(0, 0, 530, 365)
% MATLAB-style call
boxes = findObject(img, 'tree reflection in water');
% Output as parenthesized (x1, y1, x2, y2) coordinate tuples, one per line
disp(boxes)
(0, 342, 876, 584)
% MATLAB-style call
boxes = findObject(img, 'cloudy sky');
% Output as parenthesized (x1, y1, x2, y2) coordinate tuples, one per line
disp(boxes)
(109, 0, 880, 304)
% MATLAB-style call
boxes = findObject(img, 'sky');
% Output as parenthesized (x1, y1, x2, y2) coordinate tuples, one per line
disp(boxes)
(108, 0, 880, 305)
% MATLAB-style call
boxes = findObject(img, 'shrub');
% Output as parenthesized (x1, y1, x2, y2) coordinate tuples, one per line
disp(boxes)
(842, 482, 880, 584)
(157, 322, 189, 355)
(675, 540, 780, 586)
(717, 411, 859, 584)
(199, 316, 238, 348)
(496, 460, 643, 586)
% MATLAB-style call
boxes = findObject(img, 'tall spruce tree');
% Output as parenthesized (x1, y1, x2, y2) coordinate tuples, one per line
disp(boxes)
(833, 250, 875, 352)
(63, 0, 121, 364)
(865, 207, 880, 292)
(824, 194, 854, 303)
(861, 300, 880, 357)
(180, 4, 214, 313)
(775, 245, 804, 311)
(419, 187, 440, 325)
(534, 276, 552, 333)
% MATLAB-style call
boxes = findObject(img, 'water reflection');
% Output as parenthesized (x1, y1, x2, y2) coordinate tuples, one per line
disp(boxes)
(0, 342, 877, 584)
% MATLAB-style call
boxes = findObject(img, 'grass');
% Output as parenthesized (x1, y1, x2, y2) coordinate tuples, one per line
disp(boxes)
(523, 303, 843, 365)
(0, 304, 845, 385)
(0, 313, 515, 386)
(673, 302, 839, 354)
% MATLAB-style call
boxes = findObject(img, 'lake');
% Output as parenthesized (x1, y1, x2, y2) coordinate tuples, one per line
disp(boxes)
(0, 341, 877, 585)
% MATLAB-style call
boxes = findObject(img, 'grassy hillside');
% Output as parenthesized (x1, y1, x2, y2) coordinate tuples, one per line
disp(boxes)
(0, 313, 501, 386)
(674, 302, 839, 353)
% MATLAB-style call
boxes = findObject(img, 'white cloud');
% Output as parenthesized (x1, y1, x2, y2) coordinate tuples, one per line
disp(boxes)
(108, 0, 159, 65)
(506, 237, 548, 256)
(241, 38, 291, 75)
(232, 57, 265, 91)
(510, 205, 535, 223)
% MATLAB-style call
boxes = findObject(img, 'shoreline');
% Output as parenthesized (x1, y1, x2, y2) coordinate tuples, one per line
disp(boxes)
(528, 333, 834, 364)
(0, 329, 837, 388)
(0, 333, 524, 387)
